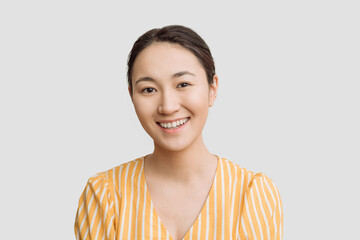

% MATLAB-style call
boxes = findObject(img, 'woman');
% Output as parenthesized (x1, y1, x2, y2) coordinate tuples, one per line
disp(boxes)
(74, 25, 283, 240)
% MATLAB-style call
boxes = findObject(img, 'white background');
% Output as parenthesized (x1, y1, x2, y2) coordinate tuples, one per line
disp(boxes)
(1, 0, 359, 239)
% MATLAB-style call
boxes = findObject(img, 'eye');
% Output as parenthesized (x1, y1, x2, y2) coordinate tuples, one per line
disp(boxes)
(177, 82, 190, 88)
(141, 87, 156, 94)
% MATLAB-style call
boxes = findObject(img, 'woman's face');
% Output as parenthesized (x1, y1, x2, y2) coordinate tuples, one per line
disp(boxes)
(130, 42, 218, 152)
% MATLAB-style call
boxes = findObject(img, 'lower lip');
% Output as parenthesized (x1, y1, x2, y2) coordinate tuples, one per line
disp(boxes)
(157, 119, 190, 134)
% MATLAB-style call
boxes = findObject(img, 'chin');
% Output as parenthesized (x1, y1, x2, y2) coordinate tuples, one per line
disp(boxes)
(154, 139, 192, 153)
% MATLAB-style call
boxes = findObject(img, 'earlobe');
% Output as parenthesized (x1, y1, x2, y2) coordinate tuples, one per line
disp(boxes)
(209, 75, 219, 107)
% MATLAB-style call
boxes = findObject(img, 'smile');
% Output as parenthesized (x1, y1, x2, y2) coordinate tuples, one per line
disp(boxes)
(157, 117, 190, 129)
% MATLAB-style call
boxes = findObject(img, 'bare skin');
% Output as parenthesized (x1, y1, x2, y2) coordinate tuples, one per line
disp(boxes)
(144, 152, 218, 240)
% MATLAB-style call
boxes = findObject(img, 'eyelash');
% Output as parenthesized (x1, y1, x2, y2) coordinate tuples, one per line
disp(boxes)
(140, 82, 191, 94)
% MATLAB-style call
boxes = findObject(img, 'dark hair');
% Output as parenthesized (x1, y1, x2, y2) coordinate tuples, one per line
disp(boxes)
(127, 25, 216, 95)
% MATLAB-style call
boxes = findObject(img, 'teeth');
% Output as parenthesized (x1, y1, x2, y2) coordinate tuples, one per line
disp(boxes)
(159, 118, 189, 129)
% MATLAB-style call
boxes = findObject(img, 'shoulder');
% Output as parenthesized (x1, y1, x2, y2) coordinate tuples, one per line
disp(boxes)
(91, 157, 144, 191)
(218, 156, 279, 193)
(83, 157, 144, 202)
(222, 157, 284, 238)
(219, 157, 256, 182)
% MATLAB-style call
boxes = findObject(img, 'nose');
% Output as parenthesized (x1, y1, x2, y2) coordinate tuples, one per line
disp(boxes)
(158, 90, 180, 115)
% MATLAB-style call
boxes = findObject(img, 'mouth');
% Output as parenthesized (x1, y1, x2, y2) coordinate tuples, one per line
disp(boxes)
(156, 117, 190, 130)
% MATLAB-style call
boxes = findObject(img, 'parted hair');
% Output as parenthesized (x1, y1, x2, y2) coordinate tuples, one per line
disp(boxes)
(127, 25, 216, 95)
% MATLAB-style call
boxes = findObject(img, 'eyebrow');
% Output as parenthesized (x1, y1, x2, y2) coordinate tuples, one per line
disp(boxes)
(172, 71, 196, 78)
(134, 71, 196, 86)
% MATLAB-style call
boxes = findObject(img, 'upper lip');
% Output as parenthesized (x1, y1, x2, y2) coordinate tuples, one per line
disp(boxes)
(156, 117, 190, 123)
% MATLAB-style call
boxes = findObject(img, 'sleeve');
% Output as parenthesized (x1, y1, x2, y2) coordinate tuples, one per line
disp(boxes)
(74, 172, 116, 240)
(239, 173, 283, 240)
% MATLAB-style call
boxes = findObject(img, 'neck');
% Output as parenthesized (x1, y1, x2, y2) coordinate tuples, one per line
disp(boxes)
(145, 136, 217, 184)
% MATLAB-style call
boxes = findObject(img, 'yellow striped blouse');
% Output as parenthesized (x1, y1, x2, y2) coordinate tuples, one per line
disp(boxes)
(74, 156, 283, 240)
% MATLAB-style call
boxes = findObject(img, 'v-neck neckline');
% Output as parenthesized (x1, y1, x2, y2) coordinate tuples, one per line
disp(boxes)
(140, 155, 220, 240)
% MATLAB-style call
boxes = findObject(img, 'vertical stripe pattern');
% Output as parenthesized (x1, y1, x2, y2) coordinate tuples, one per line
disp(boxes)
(75, 156, 283, 239)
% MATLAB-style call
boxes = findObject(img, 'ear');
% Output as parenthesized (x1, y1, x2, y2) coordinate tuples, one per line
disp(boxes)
(128, 86, 133, 103)
(208, 74, 218, 107)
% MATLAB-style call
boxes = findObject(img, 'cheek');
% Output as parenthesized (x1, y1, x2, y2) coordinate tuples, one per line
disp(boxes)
(133, 98, 155, 123)
(185, 89, 210, 115)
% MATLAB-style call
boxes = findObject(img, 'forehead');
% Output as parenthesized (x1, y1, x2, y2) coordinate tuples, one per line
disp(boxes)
(132, 42, 205, 78)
